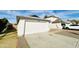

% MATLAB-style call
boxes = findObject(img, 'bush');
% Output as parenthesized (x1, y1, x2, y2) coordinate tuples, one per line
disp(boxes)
(0, 18, 9, 33)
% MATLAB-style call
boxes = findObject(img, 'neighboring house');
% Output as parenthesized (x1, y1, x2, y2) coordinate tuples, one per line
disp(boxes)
(17, 16, 50, 36)
(44, 15, 58, 23)
(44, 16, 62, 29)
(62, 20, 79, 29)
(64, 20, 79, 25)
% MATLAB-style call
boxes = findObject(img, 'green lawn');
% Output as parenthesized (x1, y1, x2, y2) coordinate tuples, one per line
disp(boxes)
(0, 30, 18, 48)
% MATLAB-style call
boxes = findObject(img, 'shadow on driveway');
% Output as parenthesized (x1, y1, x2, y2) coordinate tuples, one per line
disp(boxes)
(16, 36, 30, 48)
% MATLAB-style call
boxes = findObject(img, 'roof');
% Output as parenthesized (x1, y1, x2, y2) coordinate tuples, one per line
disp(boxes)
(52, 19, 61, 23)
(16, 16, 50, 24)
(63, 20, 71, 24)
(44, 15, 58, 18)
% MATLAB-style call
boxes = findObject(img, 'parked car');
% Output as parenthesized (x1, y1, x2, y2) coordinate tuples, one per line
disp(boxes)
(64, 24, 79, 30)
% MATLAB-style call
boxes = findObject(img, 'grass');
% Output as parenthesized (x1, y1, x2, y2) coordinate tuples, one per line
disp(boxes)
(0, 29, 18, 48)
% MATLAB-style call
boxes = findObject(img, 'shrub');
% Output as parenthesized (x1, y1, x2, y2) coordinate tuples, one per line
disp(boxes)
(0, 18, 9, 33)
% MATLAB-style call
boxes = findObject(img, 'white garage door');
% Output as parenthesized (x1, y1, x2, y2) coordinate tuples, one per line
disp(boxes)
(25, 22, 49, 35)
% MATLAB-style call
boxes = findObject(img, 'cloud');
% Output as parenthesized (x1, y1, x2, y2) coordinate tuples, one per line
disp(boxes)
(54, 10, 79, 16)
(50, 10, 79, 20)
(28, 10, 45, 13)
(0, 10, 79, 23)
(26, 10, 55, 16)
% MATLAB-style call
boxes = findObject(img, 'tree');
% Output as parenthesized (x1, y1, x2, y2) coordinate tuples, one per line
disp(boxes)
(0, 18, 9, 33)
(61, 20, 66, 29)
(71, 20, 78, 25)
(44, 15, 48, 18)
(30, 15, 39, 18)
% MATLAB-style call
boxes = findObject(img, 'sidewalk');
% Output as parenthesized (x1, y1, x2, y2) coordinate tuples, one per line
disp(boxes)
(26, 32, 79, 48)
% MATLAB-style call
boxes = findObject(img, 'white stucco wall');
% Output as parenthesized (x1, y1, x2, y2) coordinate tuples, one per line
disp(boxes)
(45, 17, 57, 22)
(49, 23, 62, 29)
(17, 18, 62, 36)
(25, 22, 49, 35)
(17, 19, 50, 36)
(17, 19, 25, 36)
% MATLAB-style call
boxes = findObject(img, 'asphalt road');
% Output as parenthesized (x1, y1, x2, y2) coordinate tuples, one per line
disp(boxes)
(55, 29, 79, 39)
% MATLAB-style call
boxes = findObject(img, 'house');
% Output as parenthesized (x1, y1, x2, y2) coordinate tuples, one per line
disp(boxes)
(44, 16, 62, 29)
(17, 16, 50, 36)
(44, 15, 58, 23)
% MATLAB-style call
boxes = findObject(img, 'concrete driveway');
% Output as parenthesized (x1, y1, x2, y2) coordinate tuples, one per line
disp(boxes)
(26, 32, 79, 48)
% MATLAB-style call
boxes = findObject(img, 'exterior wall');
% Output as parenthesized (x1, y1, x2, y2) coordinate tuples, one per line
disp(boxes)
(25, 22, 49, 35)
(17, 19, 25, 36)
(49, 23, 62, 29)
(17, 19, 49, 36)
(17, 18, 62, 36)
(45, 17, 57, 22)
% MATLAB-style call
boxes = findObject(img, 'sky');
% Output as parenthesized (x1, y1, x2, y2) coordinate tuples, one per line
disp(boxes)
(0, 10, 79, 23)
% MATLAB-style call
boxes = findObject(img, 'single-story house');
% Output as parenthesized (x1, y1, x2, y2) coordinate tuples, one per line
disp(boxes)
(44, 16, 62, 29)
(44, 15, 58, 22)
(17, 16, 50, 36)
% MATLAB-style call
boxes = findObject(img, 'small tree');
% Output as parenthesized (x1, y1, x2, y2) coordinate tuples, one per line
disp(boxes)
(71, 20, 78, 25)
(0, 18, 9, 33)
(44, 15, 48, 18)
(30, 15, 39, 18)
(61, 20, 66, 29)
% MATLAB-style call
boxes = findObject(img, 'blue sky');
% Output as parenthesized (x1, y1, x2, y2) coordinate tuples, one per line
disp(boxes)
(0, 10, 79, 23)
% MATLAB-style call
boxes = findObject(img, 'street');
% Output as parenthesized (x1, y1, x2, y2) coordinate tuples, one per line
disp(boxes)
(55, 29, 79, 39)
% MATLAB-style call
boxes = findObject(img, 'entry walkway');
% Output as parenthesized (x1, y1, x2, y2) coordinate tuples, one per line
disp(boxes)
(26, 32, 79, 48)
